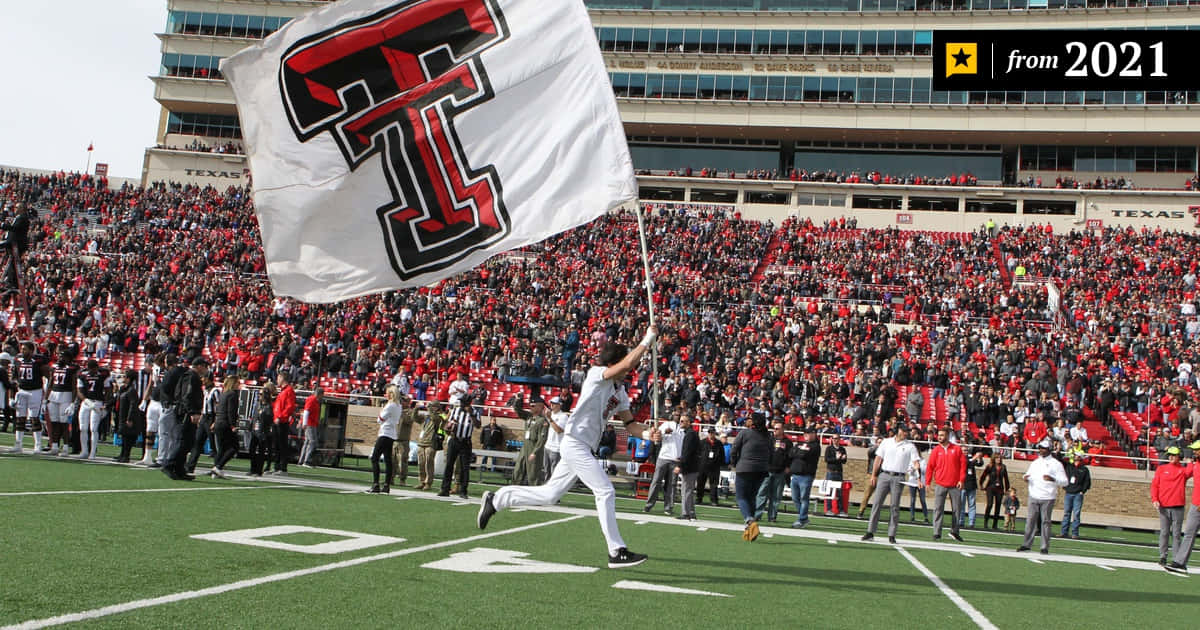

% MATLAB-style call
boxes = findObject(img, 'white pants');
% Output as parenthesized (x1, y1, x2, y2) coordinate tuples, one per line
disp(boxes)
(46, 391, 74, 426)
(79, 399, 105, 458)
(146, 400, 163, 433)
(15, 389, 42, 418)
(494, 435, 626, 555)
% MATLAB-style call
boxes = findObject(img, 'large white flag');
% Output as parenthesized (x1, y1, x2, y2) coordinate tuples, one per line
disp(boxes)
(221, 0, 635, 303)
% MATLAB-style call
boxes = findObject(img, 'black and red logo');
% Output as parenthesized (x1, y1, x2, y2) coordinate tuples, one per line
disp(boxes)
(280, 0, 511, 280)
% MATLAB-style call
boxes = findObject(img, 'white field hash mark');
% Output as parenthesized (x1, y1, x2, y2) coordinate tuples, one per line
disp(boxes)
(2, 515, 583, 630)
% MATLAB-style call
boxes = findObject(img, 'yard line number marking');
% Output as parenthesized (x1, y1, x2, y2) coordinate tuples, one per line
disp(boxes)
(3, 515, 583, 630)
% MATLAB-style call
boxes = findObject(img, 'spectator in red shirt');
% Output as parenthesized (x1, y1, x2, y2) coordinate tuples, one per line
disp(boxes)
(297, 386, 323, 468)
(926, 427, 966, 542)
(272, 372, 297, 475)
(1024, 413, 1049, 449)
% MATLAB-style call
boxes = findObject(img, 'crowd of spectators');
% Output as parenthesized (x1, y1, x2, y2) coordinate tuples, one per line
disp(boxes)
(2, 166, 1200, 470)
(637, 167, 1200, 191)
(155, 140, 245, 155)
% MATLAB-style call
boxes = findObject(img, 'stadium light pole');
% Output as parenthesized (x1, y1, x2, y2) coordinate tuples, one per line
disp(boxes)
(634, 203, 659, 421)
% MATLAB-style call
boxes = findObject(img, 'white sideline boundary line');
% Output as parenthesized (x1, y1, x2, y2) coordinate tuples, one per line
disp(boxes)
(2, 515, 582, 630)
(0, 486, 286, 497)
(896, 547, 999, 630)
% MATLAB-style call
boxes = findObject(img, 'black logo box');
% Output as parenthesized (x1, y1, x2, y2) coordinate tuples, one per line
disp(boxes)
(932, 30, 1198, 91)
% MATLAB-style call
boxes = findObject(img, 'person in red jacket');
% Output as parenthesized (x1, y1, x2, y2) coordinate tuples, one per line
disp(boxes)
(271, 372, 297, 476)
(297, 387, 323, 468)
(1161, 444, 1200, 571)
(926, 426, 966, 542)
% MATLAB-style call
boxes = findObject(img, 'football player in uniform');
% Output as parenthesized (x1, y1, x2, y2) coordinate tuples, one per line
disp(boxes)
(45, 347, 79, 456)
(77, 359, 113, 460)
(138, 354, 166, 466)
(9, 342, 49, 454)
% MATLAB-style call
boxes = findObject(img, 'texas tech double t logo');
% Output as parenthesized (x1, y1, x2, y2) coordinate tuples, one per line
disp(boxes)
(280, 0, 511, 280)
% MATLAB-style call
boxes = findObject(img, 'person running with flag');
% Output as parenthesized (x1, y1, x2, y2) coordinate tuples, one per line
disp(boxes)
(478, 326, 656, 569)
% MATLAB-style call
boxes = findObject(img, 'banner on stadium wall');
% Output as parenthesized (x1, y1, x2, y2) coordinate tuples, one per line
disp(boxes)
(221, 0, 636, 303)
(94, 163, 108, 177)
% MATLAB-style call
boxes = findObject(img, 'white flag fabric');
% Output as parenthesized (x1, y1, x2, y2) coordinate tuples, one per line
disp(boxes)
(221, 0, 635, 303)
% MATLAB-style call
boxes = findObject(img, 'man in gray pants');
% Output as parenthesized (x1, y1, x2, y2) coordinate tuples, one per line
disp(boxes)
(1152, 446, 1187, 565)
(1166, 440, 1200, 574)
(152, 354, 181, 468)
(926, 427, 966, 542)
(862, 425, 919, 544)
(644, 419, 681, 515)
(674, 416, 700, 521)
(1016, 439, 1067, 554)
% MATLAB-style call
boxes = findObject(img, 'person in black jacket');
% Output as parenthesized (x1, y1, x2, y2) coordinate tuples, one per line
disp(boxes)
(162, 358, 208, 481)
(1060, 453, 1091, 539)
(757, 421, 793, 524)
(113, 370, 142, 463)
(824, 438, 849, 517)
(697, 427, 725, 506)
(673, 416, 701, 521)
(209, 376, 241, 479)
(731, 413, 771, 541)
(788, 426, 822, 528)
(249, 384, 275, 477)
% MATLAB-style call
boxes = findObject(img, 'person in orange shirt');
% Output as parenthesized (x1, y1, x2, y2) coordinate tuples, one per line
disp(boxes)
(1167, 441, 1200, 574)
(271, 372, 297, 476)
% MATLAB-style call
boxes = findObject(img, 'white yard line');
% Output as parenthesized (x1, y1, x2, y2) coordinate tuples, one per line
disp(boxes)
(896, 547, 999, 630)
(3, 515, 582, 630)
(0, 486, 285, 497)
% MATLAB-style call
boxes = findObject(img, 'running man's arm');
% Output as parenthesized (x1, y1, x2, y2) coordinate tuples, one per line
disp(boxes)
(602, 326, 658, 382)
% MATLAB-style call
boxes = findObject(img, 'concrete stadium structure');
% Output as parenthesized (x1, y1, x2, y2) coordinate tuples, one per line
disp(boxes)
(145, 0, 1200, 230)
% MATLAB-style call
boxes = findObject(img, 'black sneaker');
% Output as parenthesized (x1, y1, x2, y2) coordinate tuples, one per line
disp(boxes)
(1166, 562, 1188, 574)
(888, 536, 897, 544)
(643, 504, 652, 513)
(1016, 546, 1030, 552)
(365, 485, 381, 494)
(478, 491, 497, 530)
(1039, 549, 1049, 555)
(932, 535, 941, 541)
(1160, 556, 1168, 566)
(950, 532, 964, 543)
(607, 547, 647, 569)
(861, 533, 874, 541)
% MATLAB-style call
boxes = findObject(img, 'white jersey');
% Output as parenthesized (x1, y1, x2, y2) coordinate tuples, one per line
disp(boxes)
(563, 366, 627, 449)
(546, 411, 568, 452)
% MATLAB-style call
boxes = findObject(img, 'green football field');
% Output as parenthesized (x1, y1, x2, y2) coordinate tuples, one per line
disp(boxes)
(0, 432, 1196, 630)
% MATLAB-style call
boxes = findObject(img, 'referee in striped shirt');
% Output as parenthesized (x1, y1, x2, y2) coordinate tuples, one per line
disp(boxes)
(438, 397, 480, 499)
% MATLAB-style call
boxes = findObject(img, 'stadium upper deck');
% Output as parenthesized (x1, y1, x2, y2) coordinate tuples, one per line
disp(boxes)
(144, 0, 1200, 230)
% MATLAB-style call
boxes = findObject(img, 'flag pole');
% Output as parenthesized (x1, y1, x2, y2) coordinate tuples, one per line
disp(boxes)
(634, 202, 659, 421)
(85, 142, 93, 175)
